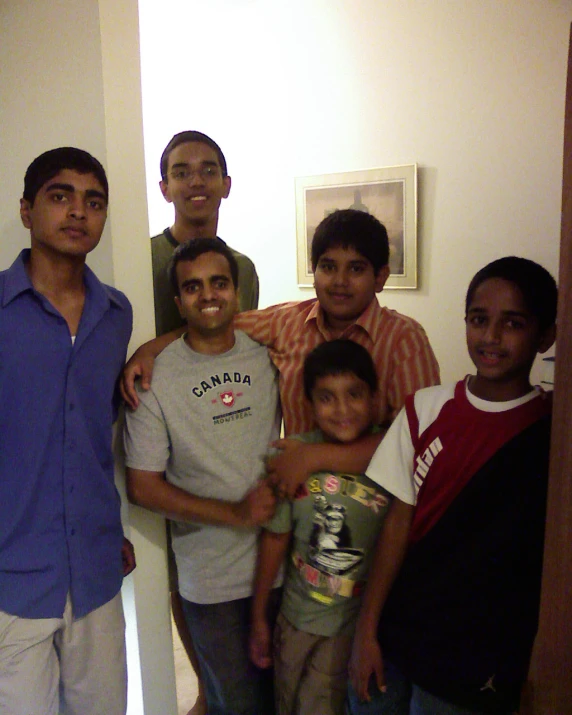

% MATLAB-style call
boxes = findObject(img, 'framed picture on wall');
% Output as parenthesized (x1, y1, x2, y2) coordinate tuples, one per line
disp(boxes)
(295, 164, 417, 289)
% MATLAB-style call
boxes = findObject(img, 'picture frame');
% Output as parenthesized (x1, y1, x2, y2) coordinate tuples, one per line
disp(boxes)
(295, 164, 417, 289)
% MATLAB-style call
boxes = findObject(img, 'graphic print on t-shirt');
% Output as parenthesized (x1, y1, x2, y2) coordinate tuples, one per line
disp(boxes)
(274, 447, 392, 634)
(307, 497, 363, 576)
(190, 369, 254, 425)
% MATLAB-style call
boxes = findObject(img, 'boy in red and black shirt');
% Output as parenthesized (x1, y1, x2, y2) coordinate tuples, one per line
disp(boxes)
(350, 257, 557, 715)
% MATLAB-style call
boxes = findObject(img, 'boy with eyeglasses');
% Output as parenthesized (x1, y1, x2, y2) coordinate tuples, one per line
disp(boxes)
(152, 130, 259, 335)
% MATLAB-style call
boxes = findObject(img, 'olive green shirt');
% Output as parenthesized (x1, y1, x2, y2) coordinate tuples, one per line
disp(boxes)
(151, 228, 260, 336)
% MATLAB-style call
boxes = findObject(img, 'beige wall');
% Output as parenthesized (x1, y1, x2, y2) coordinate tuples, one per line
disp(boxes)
(0, 0, 112, 280)
(139, 0, 572, 385)
(0, 2, 177, 713)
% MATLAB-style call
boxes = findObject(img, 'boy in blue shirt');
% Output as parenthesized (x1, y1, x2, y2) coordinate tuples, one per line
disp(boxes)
(349, 257, 557, 715)
(0, 148, 134, 715)
(249, 340, 414, 715)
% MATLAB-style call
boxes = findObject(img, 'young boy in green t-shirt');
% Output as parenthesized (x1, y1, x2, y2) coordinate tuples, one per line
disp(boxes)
(249, 339, 414, 715)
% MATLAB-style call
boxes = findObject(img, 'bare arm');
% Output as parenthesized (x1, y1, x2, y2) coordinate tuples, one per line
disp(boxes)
(126, 467, 276, 528)
(249, 529, 291, 668)
(120, 326, 185, 409)
(349, 498, 414, 702)
(266, 431, 385, 498)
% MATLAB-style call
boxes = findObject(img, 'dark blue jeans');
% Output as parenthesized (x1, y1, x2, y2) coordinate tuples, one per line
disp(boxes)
(346, 660, 512, 715)
(181, 591, 279, 715)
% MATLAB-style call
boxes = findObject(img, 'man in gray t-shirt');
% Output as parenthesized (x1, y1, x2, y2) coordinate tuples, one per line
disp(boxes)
(124, 238, 279, 715)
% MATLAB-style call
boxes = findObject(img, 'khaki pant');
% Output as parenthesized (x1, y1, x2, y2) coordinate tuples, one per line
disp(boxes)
(274, 612, 352, 715)
(0, 592, 127, 715)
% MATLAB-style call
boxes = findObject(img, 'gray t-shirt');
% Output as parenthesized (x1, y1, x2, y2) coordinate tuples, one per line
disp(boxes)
(124, 330, 280, 604)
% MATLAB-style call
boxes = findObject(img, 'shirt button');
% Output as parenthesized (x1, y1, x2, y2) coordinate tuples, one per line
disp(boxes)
(69, 403, 75, 411)
(70, 529, 75, 536)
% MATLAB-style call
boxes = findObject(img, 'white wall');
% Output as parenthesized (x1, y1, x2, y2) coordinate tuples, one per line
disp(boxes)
(139, 0, 572, 384)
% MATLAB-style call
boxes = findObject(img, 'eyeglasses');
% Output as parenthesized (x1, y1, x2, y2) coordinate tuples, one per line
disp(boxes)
(167, 166, 222, 182)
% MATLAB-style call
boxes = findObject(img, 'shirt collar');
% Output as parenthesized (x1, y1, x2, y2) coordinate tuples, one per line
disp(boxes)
(2, 249, 124, 311)
(305, 296, 381, 339)
(83, 261, 125, 310)
(164, 227, 227, 248)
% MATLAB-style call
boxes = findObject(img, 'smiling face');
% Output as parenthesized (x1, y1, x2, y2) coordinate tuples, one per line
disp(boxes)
(160, 141, 231, 238)
(313, 246, 389, 336)
(174, 250, 238, 353)
(20, 169, 107, 259)
(465, 277, 555, 401)
(310, 371, 374, 443)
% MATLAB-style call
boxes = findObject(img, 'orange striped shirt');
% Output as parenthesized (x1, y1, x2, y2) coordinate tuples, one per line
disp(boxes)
(235, 298, 440, 436)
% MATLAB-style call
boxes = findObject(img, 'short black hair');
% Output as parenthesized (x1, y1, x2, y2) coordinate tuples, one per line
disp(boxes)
(465, 256, 558, 333)
(160, 131, 228, 180)
(168, 237, 239, 296)
(23, 147, 108, 206)
(311, 209, 389, 275)
(303, 339, 378, 401)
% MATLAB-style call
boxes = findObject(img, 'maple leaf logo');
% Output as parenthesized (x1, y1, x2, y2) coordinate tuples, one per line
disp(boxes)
(220, 391, 235, 408)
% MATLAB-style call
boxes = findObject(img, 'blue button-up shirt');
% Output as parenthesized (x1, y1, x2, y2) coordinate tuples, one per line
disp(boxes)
(0, 250, 132, 618)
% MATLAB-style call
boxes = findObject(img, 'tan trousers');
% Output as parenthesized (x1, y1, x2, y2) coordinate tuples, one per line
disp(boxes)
(0, 592, 127, 715)
(274, 612, 352, 715)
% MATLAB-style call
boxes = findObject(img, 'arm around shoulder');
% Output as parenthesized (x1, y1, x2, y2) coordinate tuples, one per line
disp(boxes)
(267, 431, 385, 498)
(120, 326, 185, 409)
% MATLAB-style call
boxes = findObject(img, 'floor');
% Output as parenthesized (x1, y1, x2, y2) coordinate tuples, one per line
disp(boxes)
(171, 614, 200, 715)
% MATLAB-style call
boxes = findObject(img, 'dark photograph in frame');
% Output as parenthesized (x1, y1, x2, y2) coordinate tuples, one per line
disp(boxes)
(295, 165, 417, 289)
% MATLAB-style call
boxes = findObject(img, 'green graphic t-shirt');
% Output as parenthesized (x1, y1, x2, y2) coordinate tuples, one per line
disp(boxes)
(266, 430, 392, 637)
